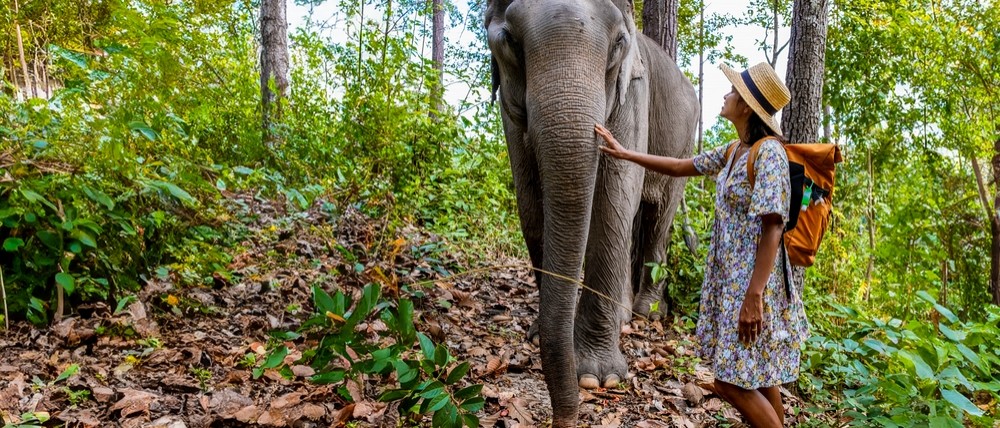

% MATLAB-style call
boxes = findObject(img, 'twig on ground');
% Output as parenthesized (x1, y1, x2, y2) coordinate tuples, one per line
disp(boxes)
(1, 265, 8, 330)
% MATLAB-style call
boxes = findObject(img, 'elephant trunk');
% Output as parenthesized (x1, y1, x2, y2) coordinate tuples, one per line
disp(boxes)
(526, 45, 607, 426)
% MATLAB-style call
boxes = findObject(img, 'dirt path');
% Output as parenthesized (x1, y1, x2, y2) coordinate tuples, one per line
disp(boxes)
(0, 197, 810, 427)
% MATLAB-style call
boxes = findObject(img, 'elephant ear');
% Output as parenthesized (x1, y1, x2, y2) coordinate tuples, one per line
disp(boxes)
(485, 0, 510, 103)
(612, 6, 645, 109)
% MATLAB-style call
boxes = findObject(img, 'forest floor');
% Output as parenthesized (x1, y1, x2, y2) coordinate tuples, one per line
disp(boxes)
(0, 193, 822, 427)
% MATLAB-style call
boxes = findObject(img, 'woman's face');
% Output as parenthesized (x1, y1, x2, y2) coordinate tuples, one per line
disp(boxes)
(721, 86, 749, 122)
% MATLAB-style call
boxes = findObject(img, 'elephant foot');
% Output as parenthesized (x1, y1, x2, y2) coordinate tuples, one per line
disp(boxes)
(576, 346, 627, 390)
(632, 291, 666, 321)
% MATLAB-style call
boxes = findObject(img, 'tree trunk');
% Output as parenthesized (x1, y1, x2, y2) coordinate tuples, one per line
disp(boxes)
(15, 0, 31, 99)
(430, 0, 445, 114)
(696, 0, 704, 154)
(993, 138, 1000, 305)
(260, 0, 289, 146)
(641, 0, 679, 58)
(781, 0, 829, 143)
(972, 153, 1000, 305)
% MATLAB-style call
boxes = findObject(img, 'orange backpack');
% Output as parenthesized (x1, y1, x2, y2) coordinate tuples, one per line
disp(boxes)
(725, 138, 844, 267)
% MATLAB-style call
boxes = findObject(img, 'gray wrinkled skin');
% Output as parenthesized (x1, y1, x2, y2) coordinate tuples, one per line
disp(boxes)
(485, 0, 698, 425)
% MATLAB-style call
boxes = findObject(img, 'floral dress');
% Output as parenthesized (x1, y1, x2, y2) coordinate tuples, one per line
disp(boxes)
(691, 138, 810, 390)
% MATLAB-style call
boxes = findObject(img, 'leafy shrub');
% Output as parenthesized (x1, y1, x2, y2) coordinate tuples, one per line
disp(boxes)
(258, 283, 484, 427)
(801, 291, 1000, 426)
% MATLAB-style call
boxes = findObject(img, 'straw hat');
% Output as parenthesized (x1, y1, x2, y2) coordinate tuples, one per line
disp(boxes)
(721, 62, 790, 136)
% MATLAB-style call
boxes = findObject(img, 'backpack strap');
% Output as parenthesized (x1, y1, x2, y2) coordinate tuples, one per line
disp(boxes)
(744, 136, 780, 190)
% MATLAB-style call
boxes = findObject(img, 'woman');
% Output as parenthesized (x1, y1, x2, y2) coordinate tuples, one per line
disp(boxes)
(595, 62, 809, 427)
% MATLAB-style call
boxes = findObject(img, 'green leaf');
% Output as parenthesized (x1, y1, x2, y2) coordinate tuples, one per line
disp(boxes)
(418, 332, 435, 360)
(397, 299, 416, 344)
(420, 381, 445, 399)
(463, 414, 480, 428)
(379, 388, 410, 401)
(37, 230, 63, 250)
(309, 369, 346, 385)
(68, 241, 83, 254)
(899, 350, 934, 380)
(940, 387, 984, 416)
(21, 189, 57, 211)
(53, 364, 79, 384)
(938, 323, 966, 342)
(52, 45, 88, 68)
(929, 416, 962, 428)
(955, 344, 982, 371)
(114, 295, 136, 315)
(73, 230, 98, 248)
(83, 187, 115, 210)
(313, 285, 336, 315)
(55, 273, 76, 296)
(3, 237, 24, 252)
(427, 393, 451, 413)
(434, 343, 449, 367)
(129, 121, 158, 141)
(445, 362, 471, 385)
(431, 402, 458, 427)
(454, 384, 482, 401)
(933, 303, 959, 324)
(459, 396, 485, 413)
(149, 180, 196, 205)
(262, 346, 288, 369)
(233, 166, 255, 175)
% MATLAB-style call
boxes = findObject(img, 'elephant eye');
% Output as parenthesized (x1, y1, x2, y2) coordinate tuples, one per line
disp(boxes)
(502, 27, 518, 46)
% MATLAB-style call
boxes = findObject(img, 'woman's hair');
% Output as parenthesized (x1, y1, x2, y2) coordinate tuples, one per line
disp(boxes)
(744, 112, 786, 144)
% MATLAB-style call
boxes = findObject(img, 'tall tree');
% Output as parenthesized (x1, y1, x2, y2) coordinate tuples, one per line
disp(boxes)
(13, 0, 32, 99)
(642, 0, 679, 58)
(260, 0, 289, 145)
(781, 0, 828, 142)
(430, 0, 445, 113)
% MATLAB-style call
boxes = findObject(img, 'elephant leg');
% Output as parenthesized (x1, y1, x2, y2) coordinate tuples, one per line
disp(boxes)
(575, 157, 643, 390)
(633, 178, 686, 319)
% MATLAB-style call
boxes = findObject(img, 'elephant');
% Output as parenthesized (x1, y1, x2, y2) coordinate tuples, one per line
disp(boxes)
(485, 0, 698, 425)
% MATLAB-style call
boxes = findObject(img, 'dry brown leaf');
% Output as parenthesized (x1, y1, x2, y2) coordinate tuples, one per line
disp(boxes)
(234, 405, 261, 423)
(331, 403, 355, 427)
(506, 397, 534, 425)
(209, 389, 253, 419)
(109, 389, 159, 418)
(271, 391, 304, 409)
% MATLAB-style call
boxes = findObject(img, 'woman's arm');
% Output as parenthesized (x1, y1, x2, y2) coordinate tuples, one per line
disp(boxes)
(738, 213, 784, 344)
(595, 124, 703, 177)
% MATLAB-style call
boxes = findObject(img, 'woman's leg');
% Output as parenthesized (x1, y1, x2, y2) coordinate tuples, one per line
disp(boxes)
(759, 386, 784, 426)
(713, 380, 782, 428)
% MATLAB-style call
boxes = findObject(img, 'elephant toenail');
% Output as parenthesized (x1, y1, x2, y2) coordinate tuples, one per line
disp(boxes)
(579, 374, 600, 389)
(602, 374, 621, 388)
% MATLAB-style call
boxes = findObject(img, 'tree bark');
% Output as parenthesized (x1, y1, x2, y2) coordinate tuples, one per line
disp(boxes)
(430, 0, 445, 114)
(696, 0, 704, 154)
(974, 140, 1000, 305)
(15, 0, 31, 99)
(260, 0, 289, 146)
(641, 0, 679, 58)
(781, 0, 829, 143)
(993, 138, 1000, 305)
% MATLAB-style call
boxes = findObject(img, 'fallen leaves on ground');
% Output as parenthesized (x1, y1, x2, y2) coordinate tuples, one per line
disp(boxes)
(0, 194, 826, 427)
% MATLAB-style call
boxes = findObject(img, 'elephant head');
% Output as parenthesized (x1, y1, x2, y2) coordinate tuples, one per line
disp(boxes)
(486, 0, 651, 425)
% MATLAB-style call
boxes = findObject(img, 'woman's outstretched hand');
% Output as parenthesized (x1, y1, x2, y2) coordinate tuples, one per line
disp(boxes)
(595, 124, 632, 160)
